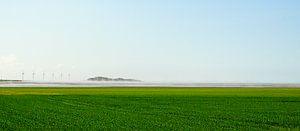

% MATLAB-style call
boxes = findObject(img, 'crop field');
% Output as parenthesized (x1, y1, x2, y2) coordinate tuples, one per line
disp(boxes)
(0, 87, 299, 130)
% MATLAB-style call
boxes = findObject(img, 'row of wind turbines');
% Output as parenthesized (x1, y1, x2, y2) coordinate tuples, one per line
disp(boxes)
(21, 72, 71, 81)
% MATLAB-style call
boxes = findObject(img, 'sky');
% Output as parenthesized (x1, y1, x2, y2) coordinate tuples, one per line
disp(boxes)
(0, 0, 299, 83)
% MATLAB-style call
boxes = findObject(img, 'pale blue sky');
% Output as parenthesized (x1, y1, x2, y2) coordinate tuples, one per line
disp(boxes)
(0, 0, 299, 82)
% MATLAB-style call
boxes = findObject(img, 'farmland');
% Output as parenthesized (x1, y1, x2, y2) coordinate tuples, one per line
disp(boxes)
(0, 87, 299, 130)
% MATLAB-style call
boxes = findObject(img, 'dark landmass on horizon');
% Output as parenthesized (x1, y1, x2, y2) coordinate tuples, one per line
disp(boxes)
(87, 76, 141, 82)
(0, 80, 22, 82)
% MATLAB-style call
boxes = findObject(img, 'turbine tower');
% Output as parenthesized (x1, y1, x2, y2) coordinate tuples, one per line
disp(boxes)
(32, 72, 35, 81)
(52, 73, 55, 81)
(42, 72, 45, 81)
(68, 73, 70, 81)
(60, 73, 63, 81)
(22, 72, 24, 81)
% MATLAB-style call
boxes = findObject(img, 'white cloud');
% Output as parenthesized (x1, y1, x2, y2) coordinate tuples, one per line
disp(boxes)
(55, 64, 65, 69)
(0, 54, 24, 70)
(0, 54, 17, 65)
(0, 54, 25, 79)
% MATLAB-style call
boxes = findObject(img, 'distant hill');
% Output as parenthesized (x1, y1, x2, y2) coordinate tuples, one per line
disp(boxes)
(87, 76, 141, 82)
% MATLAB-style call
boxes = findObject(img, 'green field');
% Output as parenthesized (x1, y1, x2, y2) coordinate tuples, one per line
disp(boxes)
(0, 87, 299, 130)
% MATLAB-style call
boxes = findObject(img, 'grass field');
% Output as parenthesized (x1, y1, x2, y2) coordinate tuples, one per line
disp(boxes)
(0, 87, 299, 130)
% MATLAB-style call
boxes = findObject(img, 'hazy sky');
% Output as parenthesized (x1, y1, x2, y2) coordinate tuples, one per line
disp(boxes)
(0, 0, 299, 82)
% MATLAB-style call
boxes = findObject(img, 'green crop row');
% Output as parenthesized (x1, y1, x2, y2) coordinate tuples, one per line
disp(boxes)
(1, 87, 300, 96)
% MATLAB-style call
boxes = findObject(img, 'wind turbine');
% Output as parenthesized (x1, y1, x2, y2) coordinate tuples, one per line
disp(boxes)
(0, 72, 4, 80)
(21, 72, 24, 81)
(52, 73, 55, 81)
(32, 72, 35, 81)
(42, 72, 45, 81)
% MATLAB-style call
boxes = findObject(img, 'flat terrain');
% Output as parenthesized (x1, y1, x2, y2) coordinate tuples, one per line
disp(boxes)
(0, 87, 299, 130)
